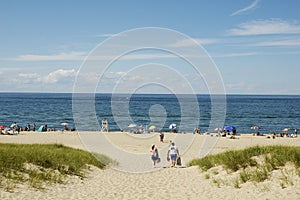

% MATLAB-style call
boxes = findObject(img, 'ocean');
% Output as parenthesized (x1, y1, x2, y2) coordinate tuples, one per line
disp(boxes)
(0, 93, 299, 134)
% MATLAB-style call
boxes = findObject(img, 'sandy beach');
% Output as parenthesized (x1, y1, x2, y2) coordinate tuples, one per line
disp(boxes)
(1, 131, 300, 200)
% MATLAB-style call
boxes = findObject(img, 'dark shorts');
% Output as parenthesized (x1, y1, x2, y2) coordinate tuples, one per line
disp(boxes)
(151, 155, 158, 161)
(170, 154, 177, 161)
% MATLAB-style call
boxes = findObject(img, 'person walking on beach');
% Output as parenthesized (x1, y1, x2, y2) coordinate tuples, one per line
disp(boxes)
(159, 132, 164, 142)
(150, 144, 160, 167)
(167, 142, 179, 167)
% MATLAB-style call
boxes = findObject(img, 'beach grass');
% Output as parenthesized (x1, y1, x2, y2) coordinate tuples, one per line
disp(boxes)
(0, 143, 114, 191)
(189, 145, 300, 185)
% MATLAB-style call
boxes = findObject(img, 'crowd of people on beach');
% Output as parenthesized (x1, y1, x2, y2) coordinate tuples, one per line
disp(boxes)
(0, 122, 75, 135)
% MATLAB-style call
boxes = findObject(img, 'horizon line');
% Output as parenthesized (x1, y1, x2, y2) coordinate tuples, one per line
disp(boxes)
(0, 91, 300, 96)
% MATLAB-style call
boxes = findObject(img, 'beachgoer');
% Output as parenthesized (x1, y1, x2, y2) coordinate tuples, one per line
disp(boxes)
(138, 125, 144, 134)
(33, 123, 36, 131)
(269, 130, 276, 139)
(221, 130, 226, 137)
(101, 118, 108, 132)
(167, 142, 179, 167)
(26, 123, 30, 131)
(159, 132, 164, 142)
(43, 124, 47, 132)
(63, 124, 69, 131)
(150, 144, 160, 167)
(193, 127, 200, 134)
(294, 129, 298, 137)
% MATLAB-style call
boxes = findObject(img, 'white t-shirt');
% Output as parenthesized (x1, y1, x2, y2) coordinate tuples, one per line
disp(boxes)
(169, 145, 178, 155)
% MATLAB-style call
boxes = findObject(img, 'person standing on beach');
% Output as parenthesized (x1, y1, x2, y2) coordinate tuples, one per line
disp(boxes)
(159, 132, 164, 142)
(26, 123, 30, 131)
(167, 142, 179, 167)
(150, 144, 160, 167)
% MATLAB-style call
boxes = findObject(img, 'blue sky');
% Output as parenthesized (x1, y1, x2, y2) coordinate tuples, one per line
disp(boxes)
(0, 0, 300, 94)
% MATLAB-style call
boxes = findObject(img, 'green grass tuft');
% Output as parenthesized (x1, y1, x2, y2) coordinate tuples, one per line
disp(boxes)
(189, 145, 300, 185)
(204, 173, 210, 179)
(0, 143, 113, 190)
(189, 145, 300, 172)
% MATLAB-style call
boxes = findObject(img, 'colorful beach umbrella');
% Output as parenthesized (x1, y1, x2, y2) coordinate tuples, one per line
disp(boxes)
(149, 125, 156, 130)
(282, 128, 290, 132)
(0, 125, 5, 129)
(215, 127, 222, 131)
(224, 126, 236, 131)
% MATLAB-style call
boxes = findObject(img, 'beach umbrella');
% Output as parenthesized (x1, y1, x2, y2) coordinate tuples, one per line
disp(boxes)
(282, 128, 290, 132)
(0, 125, 5, 129)
(10, 123, 17, 128)
(251, 125, 261, 130)
(149, 125, 156, 130)
(224, 126, 236, 131)
(215, 127, 222, 132)
(61, 122, 68, 126)
(128, 124, 137, 128)
(169, 123, 176, 129)
(37, 125, 45, 132)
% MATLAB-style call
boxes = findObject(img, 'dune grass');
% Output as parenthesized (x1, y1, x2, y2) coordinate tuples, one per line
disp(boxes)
(0, 143, 115, 191)
(189, 145, 300, 186)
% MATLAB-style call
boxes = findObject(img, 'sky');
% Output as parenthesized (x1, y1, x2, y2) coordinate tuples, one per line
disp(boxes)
(0, 0, 300, 94)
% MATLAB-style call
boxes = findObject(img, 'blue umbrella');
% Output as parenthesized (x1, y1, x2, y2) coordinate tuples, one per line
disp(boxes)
(224, 126, 236, 131)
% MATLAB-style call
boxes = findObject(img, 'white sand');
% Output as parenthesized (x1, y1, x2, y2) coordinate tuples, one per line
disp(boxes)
(0, 131, 299, 199)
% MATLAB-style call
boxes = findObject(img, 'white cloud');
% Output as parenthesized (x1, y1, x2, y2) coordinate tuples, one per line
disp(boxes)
(13, 52, 86, 61)
(228, 19, 300, 36)
(170, 38, 219, 47)
(14, 69, 78, 85)
(96, 33, 120, 37)
(230, 0, 259, 16)
(252, 38, 300, 46)
(44, 69, 78, 83)
(104, 71, 127, 79)
(213, 52, 259, 57)
(18, 73, 40, 79)
(18, 73, 42, 83)
(11, 51, 178, 62)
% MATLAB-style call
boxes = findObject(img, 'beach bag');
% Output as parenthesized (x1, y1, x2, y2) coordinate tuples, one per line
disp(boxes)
(157, 157, 161, 163)
(176, 156, 182, 166)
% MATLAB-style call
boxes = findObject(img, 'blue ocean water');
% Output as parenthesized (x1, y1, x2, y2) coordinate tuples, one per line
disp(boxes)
(0, 93, 299, 134)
